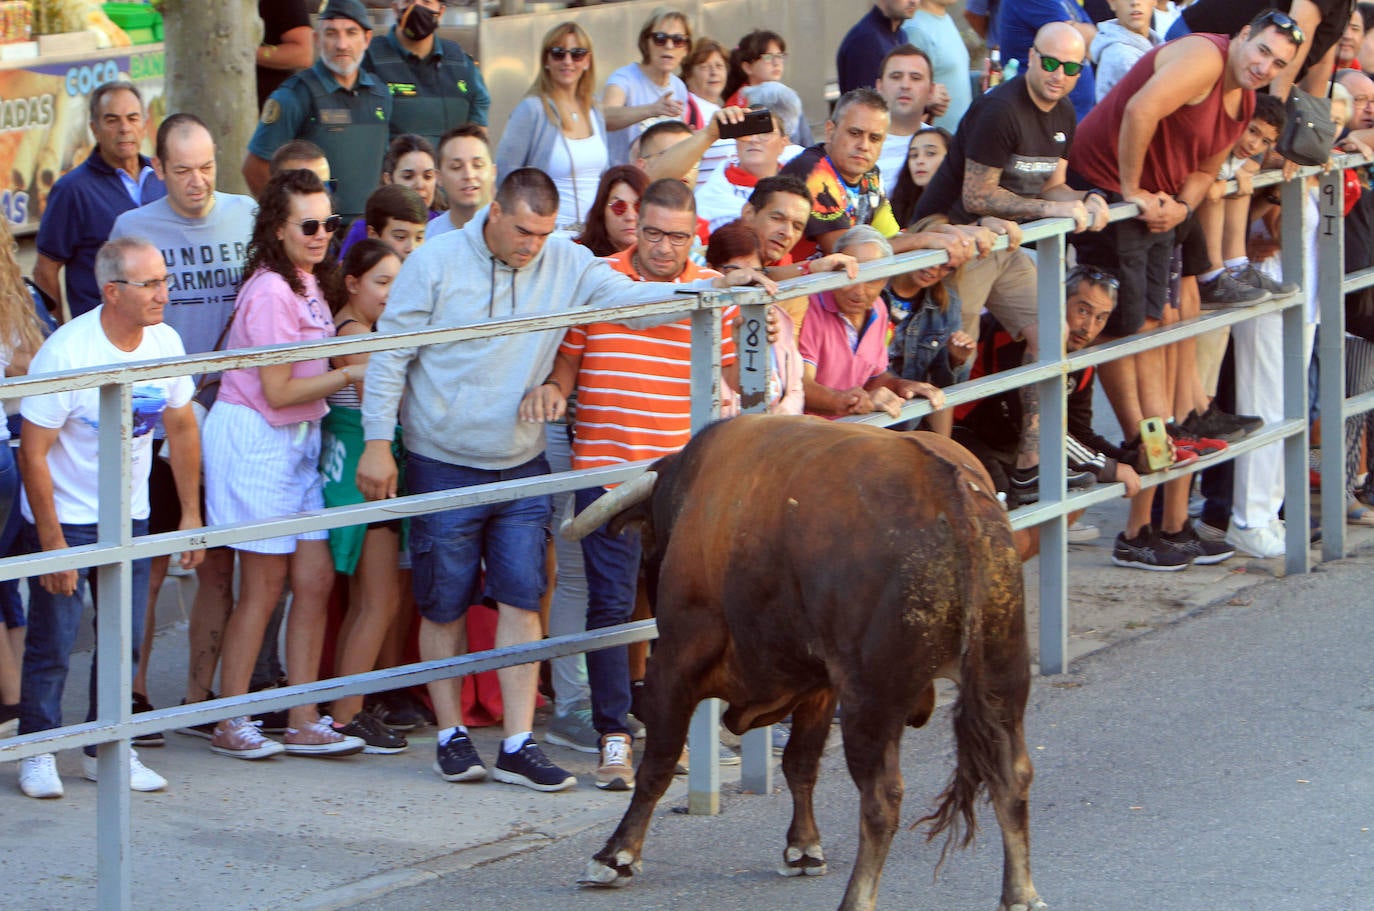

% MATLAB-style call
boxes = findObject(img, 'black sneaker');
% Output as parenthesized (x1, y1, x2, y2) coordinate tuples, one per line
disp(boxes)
(1008, 463, 1096, 506)
(1182, 405, 1259, 443)
(493, 738, 577, 792)
(131, 692, 164, 748)
(1111, 524, 1192, 571)
(1231, 262, 1298, 296)
(174, 696, 218, 740)
(370, 690, 431, 731)
(1159, 524, 1235, 565)
(336, 711, 409, 755)
(434, 730, 487, 782)
(1199, 270, 1270, 309)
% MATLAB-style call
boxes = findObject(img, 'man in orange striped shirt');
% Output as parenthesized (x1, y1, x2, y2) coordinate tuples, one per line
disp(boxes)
(544, 178, 736, 791)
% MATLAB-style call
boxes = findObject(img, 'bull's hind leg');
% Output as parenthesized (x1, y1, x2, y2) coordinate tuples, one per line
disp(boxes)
(582, 635, 717, 888)
(777, 688, 837, 878)
(989, 711, 1044, 911)
(837, 710, 906, 911)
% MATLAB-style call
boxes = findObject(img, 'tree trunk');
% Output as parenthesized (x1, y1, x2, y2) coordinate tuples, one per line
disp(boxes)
(161, 0, 260, 195)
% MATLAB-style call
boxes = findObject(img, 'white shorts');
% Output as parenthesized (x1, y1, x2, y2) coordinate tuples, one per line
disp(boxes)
(204, 401, 327, 555)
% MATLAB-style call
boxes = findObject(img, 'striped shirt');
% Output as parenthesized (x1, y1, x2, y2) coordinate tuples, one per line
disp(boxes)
(563, 248, 732, 471)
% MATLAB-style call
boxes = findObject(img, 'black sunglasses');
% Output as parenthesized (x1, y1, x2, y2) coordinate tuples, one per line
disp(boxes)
(1252, 10, 1306, 46)
(1068, 264, 1120, 289)
(650, 31, 690, 49)
(289, 215, 342, 236)
(549, 46, 590, 61)
(1032, 46, 1085, 77)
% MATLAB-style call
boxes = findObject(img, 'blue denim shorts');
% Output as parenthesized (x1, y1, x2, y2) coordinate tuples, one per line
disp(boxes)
(407, 452, 552, 622)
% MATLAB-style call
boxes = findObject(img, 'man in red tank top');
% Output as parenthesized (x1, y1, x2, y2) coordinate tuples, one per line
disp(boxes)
(1065, 10, 1303, 569)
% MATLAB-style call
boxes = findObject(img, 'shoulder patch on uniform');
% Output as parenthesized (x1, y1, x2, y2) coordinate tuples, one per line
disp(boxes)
(261, 99, 281, 125)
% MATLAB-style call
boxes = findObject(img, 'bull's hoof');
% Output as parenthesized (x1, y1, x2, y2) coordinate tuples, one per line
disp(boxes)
(997, 899, 1048, 911)
(777, 844, 828, 878)
(578, 851, 640, 888)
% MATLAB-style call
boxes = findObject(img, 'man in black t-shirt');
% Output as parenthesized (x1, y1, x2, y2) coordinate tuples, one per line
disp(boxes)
(256, 0, 315, 111)
(914, 22, 1110, 500)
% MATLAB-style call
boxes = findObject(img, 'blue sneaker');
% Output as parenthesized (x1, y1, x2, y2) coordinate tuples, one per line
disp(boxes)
(433, 731, 487, 782)
(493, 739, 576, 792)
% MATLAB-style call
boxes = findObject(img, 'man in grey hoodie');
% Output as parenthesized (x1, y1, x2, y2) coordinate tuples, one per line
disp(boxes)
(357, 168, 773, 791)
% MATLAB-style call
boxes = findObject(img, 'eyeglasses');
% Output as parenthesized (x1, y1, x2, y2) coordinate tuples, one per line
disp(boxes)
(607, 198, 639, 217)
(757, 52, 787, 64)
(640, 225, 693, 247)
(549, 46, 590, 61)
(1067, 264, 1120, 290)
(650, 32, 690, 49)
(289, 215, 342, 236)
(1032, 47, 1085, 77)
(112, 277, 168, 290)
(1253, 9, 1306, 46)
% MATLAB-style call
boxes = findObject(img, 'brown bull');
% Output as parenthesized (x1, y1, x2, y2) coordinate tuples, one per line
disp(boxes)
(566, 415, 1045, 911)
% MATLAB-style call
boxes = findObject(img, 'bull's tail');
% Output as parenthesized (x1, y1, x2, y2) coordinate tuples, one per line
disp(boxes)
(914, 528, 1023, 872)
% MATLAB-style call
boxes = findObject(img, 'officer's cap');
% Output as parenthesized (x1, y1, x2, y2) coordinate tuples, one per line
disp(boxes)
(319, 0, 372, 30)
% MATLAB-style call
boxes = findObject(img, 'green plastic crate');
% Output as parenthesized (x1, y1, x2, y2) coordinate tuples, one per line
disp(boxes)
(103, 2, 162, 45)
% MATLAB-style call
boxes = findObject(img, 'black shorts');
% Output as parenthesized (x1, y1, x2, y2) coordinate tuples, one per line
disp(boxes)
(147, 455, 181, 535)
(1174, 211, 1210, 278)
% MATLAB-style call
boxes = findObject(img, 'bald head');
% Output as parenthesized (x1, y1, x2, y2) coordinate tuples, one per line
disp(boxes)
(1026, 22, 1087, 111)
(1338, 68, 1374, 130)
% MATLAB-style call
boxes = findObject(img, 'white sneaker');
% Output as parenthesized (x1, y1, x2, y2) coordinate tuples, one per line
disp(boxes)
(1225, 522, 1285, 558)
(81, 747, 168, 792)
(1067, 520, 1100, 543)
(18, 753, 63, 798)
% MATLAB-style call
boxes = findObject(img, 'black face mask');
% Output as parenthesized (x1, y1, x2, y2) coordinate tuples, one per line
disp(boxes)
(400, 3, 438, 41)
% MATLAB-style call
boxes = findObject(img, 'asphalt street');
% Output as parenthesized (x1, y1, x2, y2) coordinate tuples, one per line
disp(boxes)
(340, 556, 1374, 911)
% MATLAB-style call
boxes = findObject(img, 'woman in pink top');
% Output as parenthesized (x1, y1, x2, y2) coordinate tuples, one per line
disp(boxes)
(202, 169, 365, 760)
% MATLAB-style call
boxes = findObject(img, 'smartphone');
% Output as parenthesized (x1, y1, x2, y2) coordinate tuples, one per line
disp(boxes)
(718, 108, 774, 140)
(1139, 417, 1173, 472)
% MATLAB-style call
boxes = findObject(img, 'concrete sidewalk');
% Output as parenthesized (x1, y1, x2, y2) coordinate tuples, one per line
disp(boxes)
(4, 489, 1370, 911)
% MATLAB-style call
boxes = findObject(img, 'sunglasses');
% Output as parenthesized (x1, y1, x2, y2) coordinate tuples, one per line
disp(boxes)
(607, 198, 639, 217)
(1253, 9, 1306, 46)
(1068, 264, 1120, 290)
(549, 46, 590, 61)
(1032, 47, 1085, 77)
(650, 31, 690, 49)
(289, 215, 342, 236)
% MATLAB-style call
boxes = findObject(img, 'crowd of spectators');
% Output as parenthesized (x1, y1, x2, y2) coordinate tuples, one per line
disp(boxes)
(4, 0, 1371, 803)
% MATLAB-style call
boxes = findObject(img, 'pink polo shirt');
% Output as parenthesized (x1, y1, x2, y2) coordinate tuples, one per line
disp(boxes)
(798, 290, 889, 416)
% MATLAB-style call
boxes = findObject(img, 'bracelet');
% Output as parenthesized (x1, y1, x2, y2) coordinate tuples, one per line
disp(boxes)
(543, 376, 564, 394)
(1084, 188, 1109, 207)
(1174, 196, 1193, 221)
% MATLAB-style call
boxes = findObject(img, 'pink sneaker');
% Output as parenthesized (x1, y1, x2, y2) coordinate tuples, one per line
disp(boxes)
(211, 716, 284, 760)
(283, 716, 365, 756)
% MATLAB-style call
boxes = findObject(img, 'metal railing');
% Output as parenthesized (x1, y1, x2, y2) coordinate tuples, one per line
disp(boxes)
(0, 155, 1364, 909)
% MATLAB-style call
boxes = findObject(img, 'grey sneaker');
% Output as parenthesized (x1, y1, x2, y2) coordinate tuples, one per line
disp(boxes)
(1230, 262, 1297, 296)
(546, 706, 599, 753)
(1199, 270, 1270, 310)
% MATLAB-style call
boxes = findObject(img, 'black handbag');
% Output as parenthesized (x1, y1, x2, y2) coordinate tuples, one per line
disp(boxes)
(1277, 84, 1336, 168)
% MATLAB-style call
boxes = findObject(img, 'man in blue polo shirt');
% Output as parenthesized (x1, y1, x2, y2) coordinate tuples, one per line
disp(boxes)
(242, 0, 393, 222)
(837, 0, 920, 95)
(364, 0, 490, 148)
(34, 81, 166, 321)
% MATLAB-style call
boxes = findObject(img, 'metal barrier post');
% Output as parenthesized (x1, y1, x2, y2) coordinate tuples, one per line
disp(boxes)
(1034, 233, 1069, 674)
(1317, 169, 1349, 561)
(731, 298, 775, 795)
(94, 382, 133, 911)
(1280, 176, 1312, 575)
(688, 306, 725, 814)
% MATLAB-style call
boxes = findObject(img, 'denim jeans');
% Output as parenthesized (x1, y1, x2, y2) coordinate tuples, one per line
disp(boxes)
(18, 519, 151, 736)
(574, 486, 641, 737)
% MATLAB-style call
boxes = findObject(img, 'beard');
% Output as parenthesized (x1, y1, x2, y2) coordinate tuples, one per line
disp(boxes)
(323, 56, 360, 79)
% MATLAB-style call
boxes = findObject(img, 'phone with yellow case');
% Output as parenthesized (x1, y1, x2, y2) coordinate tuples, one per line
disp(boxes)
(1139, 417, 1172, 472)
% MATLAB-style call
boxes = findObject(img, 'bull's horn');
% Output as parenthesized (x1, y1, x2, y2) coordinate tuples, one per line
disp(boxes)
(560, 471, 658, 541)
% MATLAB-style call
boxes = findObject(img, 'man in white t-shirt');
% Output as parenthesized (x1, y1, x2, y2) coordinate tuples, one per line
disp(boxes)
(874, 43, 940, 195)
(15, 237, 203, 800)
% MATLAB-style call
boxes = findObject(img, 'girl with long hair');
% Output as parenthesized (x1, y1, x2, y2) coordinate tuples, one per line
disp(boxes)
(574, 166, 650, 257)
(889, 126, 952, 229)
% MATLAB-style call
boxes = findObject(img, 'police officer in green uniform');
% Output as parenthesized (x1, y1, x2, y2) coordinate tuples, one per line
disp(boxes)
(242, 0, 393, 223)
(364, 0, 490, 149)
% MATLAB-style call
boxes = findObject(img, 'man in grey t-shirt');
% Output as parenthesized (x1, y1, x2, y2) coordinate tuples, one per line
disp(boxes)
(108, 113, 255, 724)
